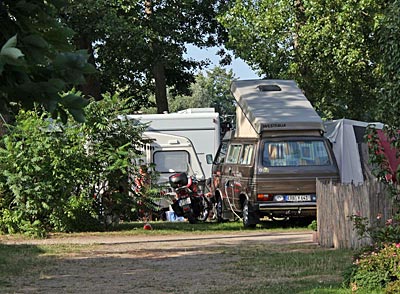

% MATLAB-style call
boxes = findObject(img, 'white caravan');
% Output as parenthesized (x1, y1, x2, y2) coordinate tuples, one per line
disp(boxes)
(138, 131, 205, 184)
(126, 108, 220, 180)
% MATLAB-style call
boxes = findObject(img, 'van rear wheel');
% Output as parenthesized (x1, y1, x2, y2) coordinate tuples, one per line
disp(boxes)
(242, 200, 256, 228)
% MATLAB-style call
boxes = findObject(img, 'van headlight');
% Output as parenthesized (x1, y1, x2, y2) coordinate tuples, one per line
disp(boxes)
(274, 195, 285, 202)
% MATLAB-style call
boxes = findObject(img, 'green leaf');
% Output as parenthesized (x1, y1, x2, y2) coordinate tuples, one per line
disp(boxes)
(22, 35, 48, 49)
(62, 94, 89, 108)
(0, 47, 24, 60)
(68, 108, 86, 123)
(1, 35, 18, 50)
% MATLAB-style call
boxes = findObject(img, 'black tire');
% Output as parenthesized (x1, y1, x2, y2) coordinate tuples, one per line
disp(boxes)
(242, 200, 256, 228)
(186, 211, 197, 224)
(216, 194, 224, 223)
(197, 196, 210, 222)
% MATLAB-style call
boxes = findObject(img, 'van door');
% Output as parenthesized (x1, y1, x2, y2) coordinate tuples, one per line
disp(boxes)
(237, 143, 255, 199)
(223, 143, 243, 211)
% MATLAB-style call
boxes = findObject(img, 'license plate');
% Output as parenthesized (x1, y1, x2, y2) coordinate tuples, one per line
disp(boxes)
(179, 197, 191, 206)
(286, 195, 311, 202)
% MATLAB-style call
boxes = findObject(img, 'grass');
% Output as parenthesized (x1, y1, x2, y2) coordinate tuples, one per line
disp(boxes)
(0, 243, 97, 289)
(0, 244, 45, 288)
(213, 243, 354, 294)
(0, 219, 356, 293)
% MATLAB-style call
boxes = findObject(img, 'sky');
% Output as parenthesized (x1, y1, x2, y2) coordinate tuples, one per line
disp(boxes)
(185, 44, 260, 80)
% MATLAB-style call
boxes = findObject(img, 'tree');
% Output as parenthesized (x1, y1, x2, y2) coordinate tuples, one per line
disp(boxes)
(0, 0, 95, 122)
(61, 0, 228, 113)
(219, 0, 385, 121)
(170, 66, 236, 117)
(375, 0, 400, 128)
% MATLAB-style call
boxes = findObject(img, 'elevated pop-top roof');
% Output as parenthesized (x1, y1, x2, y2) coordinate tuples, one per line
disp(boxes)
(231, 79, 324, 134)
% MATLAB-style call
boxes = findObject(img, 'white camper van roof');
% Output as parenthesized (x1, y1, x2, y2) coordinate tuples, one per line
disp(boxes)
(231, 79, 324, 133)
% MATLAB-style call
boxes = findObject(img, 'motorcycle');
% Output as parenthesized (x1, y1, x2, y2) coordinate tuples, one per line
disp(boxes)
(169, 172, 212, 224)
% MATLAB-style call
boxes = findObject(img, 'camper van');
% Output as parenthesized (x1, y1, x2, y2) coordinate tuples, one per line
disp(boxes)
(211, 80, 340, 227)
(126, 108, 220, 180)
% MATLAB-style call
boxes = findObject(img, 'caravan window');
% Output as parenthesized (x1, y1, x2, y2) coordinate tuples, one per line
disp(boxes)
(262, 140, 330, 167)
(153, 151, 189, 173)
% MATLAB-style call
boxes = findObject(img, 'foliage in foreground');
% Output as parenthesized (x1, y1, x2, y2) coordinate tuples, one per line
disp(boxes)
(0, 93, 153, 237)
(0, 0, 95, 120)
(346, 243, 400, 294)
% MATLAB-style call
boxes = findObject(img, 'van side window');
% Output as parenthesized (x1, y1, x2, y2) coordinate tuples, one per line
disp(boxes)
(226, 144, 242, 164)
(240, 144, 254, 165)
(214, 141, 228, 164)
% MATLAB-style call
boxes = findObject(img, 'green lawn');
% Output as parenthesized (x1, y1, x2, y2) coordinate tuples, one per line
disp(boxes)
(0, 220, 355, 293)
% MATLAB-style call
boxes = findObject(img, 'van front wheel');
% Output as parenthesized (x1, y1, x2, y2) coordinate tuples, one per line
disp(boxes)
(242, 200, 256, 228)
(216, 194, 224, 223)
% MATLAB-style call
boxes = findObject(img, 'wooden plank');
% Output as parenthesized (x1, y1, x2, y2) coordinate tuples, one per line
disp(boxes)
(317, 179, 391, 249)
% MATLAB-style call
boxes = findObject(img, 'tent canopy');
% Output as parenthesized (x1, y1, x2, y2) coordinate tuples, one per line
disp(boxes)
(324, 119, 383, 184)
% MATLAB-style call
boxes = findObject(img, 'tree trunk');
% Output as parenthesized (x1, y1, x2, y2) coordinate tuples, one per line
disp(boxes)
(293, 0, 308, 77)
(152, 62, 168, 113)
(145, 0, 169, 113)
(293, 0, 305, 50)
(76, 35, 102, 100)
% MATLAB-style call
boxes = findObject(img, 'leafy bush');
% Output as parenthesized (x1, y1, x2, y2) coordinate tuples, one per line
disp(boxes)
(0, 92, 154, 236)
(350, 243, 400, 293)
(0, 109, 91, 236)
(308, 220, 317, 231)
(350, 213, 400, 246)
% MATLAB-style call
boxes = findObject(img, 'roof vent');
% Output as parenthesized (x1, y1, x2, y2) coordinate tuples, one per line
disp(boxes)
(258, 85, 281, 92)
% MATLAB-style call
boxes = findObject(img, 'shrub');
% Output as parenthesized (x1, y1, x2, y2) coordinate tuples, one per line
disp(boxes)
(0, 92, 155, 236)
(350, 213, 400, 247)
(350, 243, 400, 293)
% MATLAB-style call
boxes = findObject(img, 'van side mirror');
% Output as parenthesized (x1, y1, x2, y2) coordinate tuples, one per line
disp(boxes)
(206, 154, 213, 164)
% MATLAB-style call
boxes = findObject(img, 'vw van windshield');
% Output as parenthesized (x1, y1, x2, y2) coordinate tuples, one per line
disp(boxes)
(262, 140, 331, 167)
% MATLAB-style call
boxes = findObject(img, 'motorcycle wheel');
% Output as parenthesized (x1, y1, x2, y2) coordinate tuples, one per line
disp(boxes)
(197, 196, 210, 222)
(186, 211, 197, 224)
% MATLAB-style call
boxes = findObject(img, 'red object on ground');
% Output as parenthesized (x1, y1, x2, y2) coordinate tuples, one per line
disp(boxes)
(143, 223, 152, 230)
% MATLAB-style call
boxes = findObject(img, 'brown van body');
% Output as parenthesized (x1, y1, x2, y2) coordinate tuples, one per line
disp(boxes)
(211, 80, 340, 227)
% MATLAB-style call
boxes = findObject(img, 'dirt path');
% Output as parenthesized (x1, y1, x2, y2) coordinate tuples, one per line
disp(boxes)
(2, 231, 313, 294)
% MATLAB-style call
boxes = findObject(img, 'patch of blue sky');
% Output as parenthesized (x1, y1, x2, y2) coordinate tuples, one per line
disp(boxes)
(185, 44, 260, 80)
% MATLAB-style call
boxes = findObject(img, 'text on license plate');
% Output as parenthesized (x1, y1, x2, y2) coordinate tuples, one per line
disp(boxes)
(179, 197, 191, 206)
(286, 195, 311, 202)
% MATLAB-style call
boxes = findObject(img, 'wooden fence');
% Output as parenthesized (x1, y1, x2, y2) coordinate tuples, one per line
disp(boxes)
(316, 179, 393, 249)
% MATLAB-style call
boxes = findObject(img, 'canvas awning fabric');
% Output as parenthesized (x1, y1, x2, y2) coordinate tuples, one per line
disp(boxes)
(324, 119, 383, 185)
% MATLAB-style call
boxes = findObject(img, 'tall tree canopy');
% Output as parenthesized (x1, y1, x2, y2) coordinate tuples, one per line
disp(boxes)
(219, 0, 388, 122)
(0, 0, 95, 122)
(375, 0, 400, 127)
(170, 66, 236, 117)
(62, 0, 228, 113)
